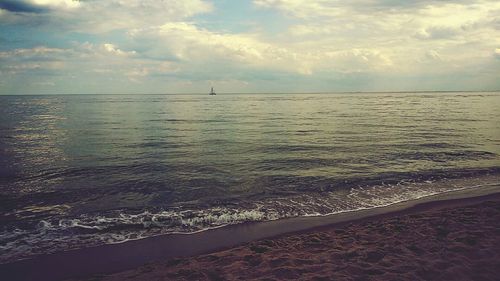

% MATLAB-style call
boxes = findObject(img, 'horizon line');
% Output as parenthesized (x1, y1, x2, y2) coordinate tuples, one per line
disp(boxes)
(1, 89, 500, 96)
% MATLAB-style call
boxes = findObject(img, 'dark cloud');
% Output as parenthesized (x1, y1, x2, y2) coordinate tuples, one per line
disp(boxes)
(0, 0, 47, 13)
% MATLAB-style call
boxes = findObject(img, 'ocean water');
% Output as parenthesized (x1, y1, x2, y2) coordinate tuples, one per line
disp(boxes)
(1, 92, 499, 263)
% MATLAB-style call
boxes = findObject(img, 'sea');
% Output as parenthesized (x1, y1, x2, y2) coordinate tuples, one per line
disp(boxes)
(1, 92, 499, 263)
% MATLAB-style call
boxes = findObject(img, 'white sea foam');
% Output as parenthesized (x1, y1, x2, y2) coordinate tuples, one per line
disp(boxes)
(1, 174, 499, 264)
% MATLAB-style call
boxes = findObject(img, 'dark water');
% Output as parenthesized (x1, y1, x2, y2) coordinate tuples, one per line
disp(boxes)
(1, 92, 500, 263)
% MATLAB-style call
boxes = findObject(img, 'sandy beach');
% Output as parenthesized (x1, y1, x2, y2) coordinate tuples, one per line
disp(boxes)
(66, 191, 500, 281)
(3, 1, 500, 280)
(2, 188, 500, 281)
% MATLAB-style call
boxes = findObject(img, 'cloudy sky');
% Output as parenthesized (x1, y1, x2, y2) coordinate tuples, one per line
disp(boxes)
(0, 0, 499, 94)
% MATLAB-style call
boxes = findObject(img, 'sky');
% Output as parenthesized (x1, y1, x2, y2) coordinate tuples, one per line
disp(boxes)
(0, 0, 499, 94)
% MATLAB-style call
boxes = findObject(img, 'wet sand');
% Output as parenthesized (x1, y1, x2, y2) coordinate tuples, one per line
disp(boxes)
(2, 185, 500, 281)
(79, 192, 500, 281)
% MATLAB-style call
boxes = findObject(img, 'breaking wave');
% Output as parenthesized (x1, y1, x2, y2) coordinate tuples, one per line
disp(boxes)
(1, 172, 499, 264)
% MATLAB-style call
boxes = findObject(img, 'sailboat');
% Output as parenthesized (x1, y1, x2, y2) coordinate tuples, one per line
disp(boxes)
(209, 87, 216, 95)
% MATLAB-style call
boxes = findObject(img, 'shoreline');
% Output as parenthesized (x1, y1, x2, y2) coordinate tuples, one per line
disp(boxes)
(97, 187, 500, 281)
(2, 183, 500, 280)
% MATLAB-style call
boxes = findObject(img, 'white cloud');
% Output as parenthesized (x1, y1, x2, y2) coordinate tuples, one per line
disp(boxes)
(425, 50, 442, 61)
(0, 46, 66, 58)
(102, 43, 136, 56)
(1, 0, 499, 93)
(254, 0, 343, 18)
(0, 47, 71, 75)
(260, 0, 500, 76)
(415, 26, 461, 40)
(0, 43, 140, 77)
(321, 49, 394, 73)
(30, 0, 81, 9)
(130, 22, 314, 75)
(1, 0, 213, 33)
(495, 48, 500, 58)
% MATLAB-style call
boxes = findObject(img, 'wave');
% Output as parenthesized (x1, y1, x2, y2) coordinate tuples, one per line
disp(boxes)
(1, 169, 499, 264)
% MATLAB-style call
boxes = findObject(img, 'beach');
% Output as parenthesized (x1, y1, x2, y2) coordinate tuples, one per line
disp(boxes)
(3, 186, 498, 281)
(0, 93, 499, 280)
(78, 191, 500, 281)
(2, 0, 500, 279)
